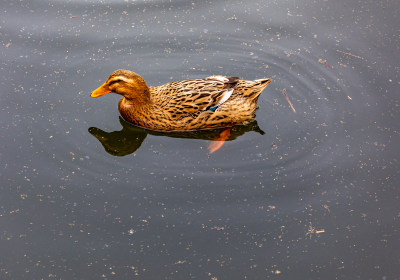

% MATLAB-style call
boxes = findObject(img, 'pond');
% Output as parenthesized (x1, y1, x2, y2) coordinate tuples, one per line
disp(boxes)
(1, 0, 399, 279)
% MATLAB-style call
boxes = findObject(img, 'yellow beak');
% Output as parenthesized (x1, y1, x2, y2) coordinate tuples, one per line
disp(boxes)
(91, 82, 111, 97)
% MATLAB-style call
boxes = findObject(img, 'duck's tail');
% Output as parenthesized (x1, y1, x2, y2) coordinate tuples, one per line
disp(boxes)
(253, 78, 272, 92)
(239, 78, 271, 100)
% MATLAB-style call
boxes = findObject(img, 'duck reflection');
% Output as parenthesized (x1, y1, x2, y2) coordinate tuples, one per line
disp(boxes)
(89, 117, 265, 156)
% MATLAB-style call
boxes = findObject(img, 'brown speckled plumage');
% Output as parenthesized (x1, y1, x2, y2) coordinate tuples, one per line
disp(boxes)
(91, 69, 271, 131)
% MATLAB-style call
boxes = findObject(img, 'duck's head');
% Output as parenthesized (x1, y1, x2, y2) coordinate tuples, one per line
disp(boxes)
(91, 69, 150, 101)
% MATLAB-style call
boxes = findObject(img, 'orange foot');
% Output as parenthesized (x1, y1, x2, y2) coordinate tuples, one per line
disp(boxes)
(208, 127, 231, 154)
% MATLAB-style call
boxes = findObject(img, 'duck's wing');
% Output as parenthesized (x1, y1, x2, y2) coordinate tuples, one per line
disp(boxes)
(153, 76, 239, 115)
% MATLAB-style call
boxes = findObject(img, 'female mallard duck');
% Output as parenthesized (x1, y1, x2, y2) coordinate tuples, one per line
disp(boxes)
(91, 69, 271, 131)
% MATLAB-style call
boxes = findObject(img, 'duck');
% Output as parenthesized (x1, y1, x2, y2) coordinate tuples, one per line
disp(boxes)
(91, 69, 271, 131)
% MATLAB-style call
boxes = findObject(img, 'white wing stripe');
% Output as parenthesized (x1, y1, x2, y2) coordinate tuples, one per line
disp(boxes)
(215, 88, 233, 107)
(207, 75, 229, 83)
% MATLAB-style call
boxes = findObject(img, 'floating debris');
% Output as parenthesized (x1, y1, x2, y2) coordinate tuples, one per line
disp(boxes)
(281, 88, 296, 113)
(336, 49, 365, 60)
(318, 58, 333, 68)
(306, 223, 325, 238)
(210, 226, 225, 231)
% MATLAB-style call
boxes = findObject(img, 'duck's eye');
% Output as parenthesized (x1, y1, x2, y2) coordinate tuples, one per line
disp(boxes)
(109, 79, 122, 85)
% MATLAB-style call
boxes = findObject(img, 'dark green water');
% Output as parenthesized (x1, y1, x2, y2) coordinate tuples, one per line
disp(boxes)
(1, 0, 399, 279)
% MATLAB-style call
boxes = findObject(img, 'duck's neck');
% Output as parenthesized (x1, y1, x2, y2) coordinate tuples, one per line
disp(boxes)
(119, 89, 155, 115)
(118, 96, 153, 127)
(120, 95, 152, 112)
(123, 87, 152, 105)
